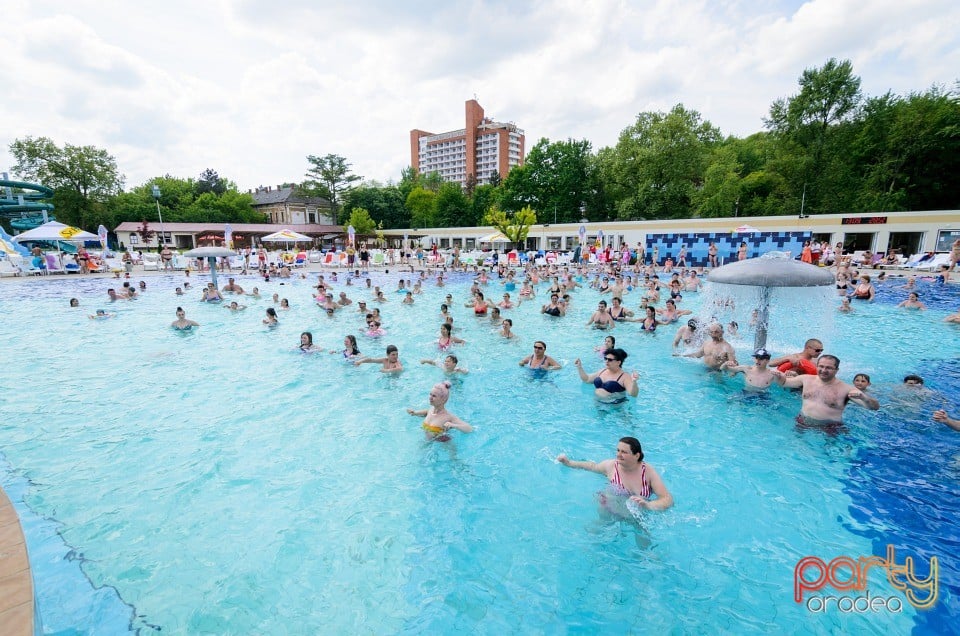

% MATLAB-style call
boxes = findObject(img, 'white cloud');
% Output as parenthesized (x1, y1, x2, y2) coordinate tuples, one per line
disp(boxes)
(1, 0, 957, 197)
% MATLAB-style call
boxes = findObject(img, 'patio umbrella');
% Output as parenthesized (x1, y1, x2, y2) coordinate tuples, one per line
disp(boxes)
(478, 231, 511, 244)
(14, 221, 99, 266)
(224, 224, 233, 249)
(13, 221, 99, 243)
(183, 246, 235, 289)
(578, 225, 586, 245)
(261, 228, 312, 251)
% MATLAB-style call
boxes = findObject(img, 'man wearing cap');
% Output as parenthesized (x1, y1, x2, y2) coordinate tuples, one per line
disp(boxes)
(721, 348, 785, 390)
(782, 354, 879, 426)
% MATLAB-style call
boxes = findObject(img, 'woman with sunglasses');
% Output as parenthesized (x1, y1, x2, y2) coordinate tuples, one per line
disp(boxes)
(574, 348, 639, 401)
(518, 341, 562, 370)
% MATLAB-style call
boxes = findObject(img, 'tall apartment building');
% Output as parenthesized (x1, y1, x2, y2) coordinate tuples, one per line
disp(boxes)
(410, 100, 525, 187)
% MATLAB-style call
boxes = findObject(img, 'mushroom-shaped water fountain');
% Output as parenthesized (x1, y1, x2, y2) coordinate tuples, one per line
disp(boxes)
(182, 246, 236, 289)
(706, 252, 835, 351)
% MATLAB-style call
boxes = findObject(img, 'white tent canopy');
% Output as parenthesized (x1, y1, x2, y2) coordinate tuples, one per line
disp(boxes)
(477, 231, 511, 243)
(261, 229, 312, 242)
(13, 221, 98, 243)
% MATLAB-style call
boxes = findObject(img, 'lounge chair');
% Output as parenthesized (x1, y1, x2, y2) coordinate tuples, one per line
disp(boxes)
(308, 250, 322, 263)
(142, 253, 160, 271)
(103, 257, 124, 274)
(45, 254, 64, 274)
(0, 259, 20, 277)
(372, 251, 385, 266)
(916, 253, 951, 272)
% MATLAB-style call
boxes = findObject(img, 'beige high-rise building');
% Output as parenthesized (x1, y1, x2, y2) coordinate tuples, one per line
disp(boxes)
(410, 99, 525, 186)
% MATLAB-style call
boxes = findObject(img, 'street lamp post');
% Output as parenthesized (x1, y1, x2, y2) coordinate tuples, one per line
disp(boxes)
(151, 185, 166, 248)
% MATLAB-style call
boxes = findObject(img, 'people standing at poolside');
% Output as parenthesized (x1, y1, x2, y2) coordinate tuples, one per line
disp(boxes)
(781, 354, 879, 426)
(171, 307, 199, 330)
(721, 348, 785, 390)
(680, 323, 736, 370)
(574, 349, 639, 401)
(355, 344, 403, 373)
(519, 341, 562, 370)
(406, 381, 473, 442)
(708, 243, 718, 268)
(949, 239, 960, 281)
(161, 245, 174, 271)
(557, 437, 673, 512)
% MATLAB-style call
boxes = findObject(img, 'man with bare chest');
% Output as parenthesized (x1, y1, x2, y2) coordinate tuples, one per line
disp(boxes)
(782, 354, 879, 425)
(682, 323, 737, 370)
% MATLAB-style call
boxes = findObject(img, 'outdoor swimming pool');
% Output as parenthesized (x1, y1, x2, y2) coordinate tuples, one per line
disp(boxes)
(0, 269, 957, 634)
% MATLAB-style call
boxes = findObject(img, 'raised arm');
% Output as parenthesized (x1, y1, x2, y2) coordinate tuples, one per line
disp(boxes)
(573, 358, 595, 383)
(557, 456, 610, 475)
(847, 388, 879, 411)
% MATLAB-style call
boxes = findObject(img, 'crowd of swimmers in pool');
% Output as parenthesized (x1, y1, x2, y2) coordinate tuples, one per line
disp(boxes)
(65, 250, 960, 519)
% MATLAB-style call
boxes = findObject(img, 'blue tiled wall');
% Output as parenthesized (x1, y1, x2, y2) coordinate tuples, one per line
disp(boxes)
(643, 232, 812, 267)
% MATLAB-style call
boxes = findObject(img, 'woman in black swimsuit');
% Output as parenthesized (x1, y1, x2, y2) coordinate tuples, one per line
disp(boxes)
(573, 348, 639, 401)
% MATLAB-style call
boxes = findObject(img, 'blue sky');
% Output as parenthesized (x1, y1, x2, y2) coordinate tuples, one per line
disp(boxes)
(1, 0, 957, 192)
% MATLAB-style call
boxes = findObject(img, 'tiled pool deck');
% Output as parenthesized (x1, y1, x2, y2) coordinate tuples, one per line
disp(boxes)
(0, 487, 32, 635)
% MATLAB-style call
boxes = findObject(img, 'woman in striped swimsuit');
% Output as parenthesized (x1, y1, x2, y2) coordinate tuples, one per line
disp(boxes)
(557, 437, 673, 515)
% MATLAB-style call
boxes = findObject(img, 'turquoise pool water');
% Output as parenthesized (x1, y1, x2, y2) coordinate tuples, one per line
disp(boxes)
(0, 271, 957, 634)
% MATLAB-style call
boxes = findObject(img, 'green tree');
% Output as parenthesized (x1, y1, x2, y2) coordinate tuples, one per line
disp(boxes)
(9, 136, 124, 228)
(607, 104, 721, 220)
(851, 87, 960, 211)
(196, 168, 227, 196)
(345, 207, 376, 235)
(695, 146, 742, 218)
(435, 181, 469, 227)
(303, 154, 362, 221)
(406, 186, 438, 228)
(342, 185, 409, 229)
(483, 205, 537, 249)
(521, 137, 594, 223)
(469, 184, 499, 228)
(765, 58, 863, 213)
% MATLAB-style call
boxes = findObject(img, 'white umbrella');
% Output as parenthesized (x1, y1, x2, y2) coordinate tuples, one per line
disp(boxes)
(13, 221, 98, 242)
(261, 229, 311, 243)
(261, 228, 312, 251)
(478, 231, 511, 243)
(14, 221, 99, 267)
